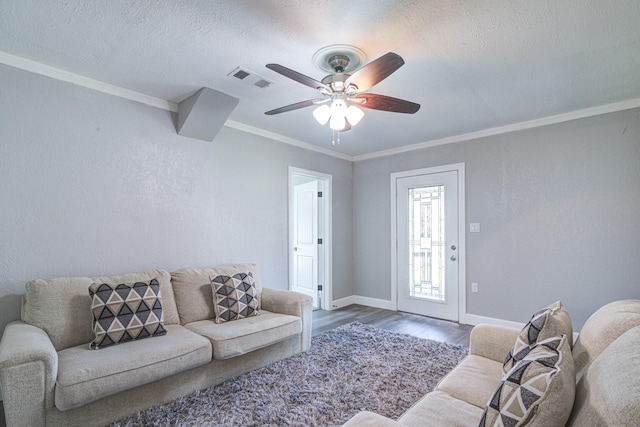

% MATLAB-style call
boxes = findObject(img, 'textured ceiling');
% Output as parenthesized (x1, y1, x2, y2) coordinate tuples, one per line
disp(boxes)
(1, 0, 639, 156)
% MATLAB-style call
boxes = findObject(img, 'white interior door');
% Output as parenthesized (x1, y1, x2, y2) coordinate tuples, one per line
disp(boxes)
(396, 170, 459, 321)
(292, 180, 319, 307)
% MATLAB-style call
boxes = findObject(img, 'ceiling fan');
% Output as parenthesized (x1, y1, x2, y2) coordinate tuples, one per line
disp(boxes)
(264, 49, 420, 143)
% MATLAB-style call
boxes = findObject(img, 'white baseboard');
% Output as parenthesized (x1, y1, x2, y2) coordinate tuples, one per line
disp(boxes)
(465, 313, 579, 341)
(331, 296, 356, 308)
(464, 313, 525, 329)
(331, 295, 394, 310)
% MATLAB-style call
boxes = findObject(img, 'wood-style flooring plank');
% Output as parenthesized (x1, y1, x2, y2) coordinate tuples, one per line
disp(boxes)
(312, 304, 473, 347)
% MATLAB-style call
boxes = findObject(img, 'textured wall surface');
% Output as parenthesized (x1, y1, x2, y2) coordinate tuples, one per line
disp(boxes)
(353, 108, 640, 329)
(0, 64, 353, 336)
(2, 60, 639, 337)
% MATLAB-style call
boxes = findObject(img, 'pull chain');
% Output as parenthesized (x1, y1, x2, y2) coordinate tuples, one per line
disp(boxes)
(331, 129, 341, 146)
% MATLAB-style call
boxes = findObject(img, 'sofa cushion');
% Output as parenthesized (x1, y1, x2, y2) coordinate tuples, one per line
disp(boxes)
(572, 299, 640, 381)
(342, 411, 404, 426)
(171, 264, 263, 325)
(398, 390, 484, 427)
(184, 310, 300, 359)
(22, 269, 177, 351)
(480, 335, 575, 427)
(435, 355, 504, 409)
(55, 324, 212, 411)
(89, 279, 167, 349)
(211, 272, 260, 323)
(503, 301, 572, 373)
(568, 325, 640, 427)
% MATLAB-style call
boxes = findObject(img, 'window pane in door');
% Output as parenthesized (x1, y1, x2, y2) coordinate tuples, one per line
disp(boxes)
(408, 185, 445, 302)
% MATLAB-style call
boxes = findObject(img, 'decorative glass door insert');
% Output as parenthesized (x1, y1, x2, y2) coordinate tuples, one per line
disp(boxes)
(408, 185, 446, 302)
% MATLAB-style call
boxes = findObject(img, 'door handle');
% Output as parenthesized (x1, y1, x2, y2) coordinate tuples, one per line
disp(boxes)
(450, 255, 457, 261)
(293, 247, 299, 252)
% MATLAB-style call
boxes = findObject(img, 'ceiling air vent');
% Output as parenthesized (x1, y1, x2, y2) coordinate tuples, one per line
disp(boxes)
(227, 67, 273, 89)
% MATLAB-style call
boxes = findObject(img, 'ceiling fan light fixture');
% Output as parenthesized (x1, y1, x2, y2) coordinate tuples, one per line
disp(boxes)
(313, 104, 331, 125)
(329, 113, 346, 131)
(346, 105, 364, 126)
(315, 100, 363, 131)
(329, 100, 348, 131)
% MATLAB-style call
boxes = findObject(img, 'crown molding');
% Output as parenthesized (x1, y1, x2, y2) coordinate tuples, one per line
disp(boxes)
(352, 97, 640, 162)
(0, 50, 178, 112)
(0, 50, 354, 161)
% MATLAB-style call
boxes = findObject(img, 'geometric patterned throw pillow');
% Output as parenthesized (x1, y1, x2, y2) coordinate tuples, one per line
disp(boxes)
(503, 301, 568, 373)
(210, 272, 260, 324)
(88, 279, 166, 349)
(481, 335, 568, 427)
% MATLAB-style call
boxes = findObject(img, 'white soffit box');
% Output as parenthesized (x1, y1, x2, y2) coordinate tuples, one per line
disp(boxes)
(177, 87, 239, 142)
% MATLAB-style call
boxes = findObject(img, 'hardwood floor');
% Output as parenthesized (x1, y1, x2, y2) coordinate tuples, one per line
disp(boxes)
(0, 304, 473, 427)
(313, 304, 473, 347)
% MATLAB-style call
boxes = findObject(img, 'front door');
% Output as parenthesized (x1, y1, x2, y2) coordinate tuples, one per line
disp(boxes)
(395, 170, 460, 321)
(291, 180, 319, 308)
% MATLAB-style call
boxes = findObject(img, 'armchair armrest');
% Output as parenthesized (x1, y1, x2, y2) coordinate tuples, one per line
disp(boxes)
(261, 288, 313, 351)
(469, 324, 520, 363)
(0, 320, 58, 426)
(261, 288, 312, 317)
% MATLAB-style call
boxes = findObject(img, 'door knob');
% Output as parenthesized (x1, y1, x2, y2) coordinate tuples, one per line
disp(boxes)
(293, 247, 299, 252)
(451, 245, 456, 250)
(450, 255, 457, 261)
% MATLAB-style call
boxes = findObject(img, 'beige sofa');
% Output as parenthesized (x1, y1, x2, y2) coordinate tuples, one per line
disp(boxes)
(0, 264, 313, 427)
(344, 299, 640, 427)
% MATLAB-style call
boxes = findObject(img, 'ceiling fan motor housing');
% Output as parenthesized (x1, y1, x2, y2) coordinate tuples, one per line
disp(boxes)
(321, 73, 351, 94)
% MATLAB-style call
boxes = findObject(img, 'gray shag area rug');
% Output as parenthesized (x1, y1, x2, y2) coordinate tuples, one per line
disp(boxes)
(111, 322, 468, 427)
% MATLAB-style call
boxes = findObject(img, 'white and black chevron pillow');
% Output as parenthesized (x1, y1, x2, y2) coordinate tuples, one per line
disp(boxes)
(503, 301, 569, 373)
(89, 279, 167, 349)
(503, 305, 551, 372)
(210, 272, 260, 324)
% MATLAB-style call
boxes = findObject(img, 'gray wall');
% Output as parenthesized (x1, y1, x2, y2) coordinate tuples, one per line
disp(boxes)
(2, 61, 639, 336)
(353, 108, 640, 329)
(0, 64, 353, 336)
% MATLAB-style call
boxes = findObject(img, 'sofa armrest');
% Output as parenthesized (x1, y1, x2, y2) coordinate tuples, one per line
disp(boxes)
(0, 320, 58, 426)
(469, 324, 520, 363)
(342, 411, 404, 426)
(261, 288, 313, 351)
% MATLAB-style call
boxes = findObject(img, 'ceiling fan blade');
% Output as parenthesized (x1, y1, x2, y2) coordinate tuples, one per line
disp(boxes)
(345, 52, 405, 92)
(265, 99, 326, 115)
(266, 64, 330, 91)
(353, 93, 421, 114)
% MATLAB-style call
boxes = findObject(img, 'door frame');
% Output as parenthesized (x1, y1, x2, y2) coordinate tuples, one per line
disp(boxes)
(390, 163, 466, 323)
(288, 166, 333, 310)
